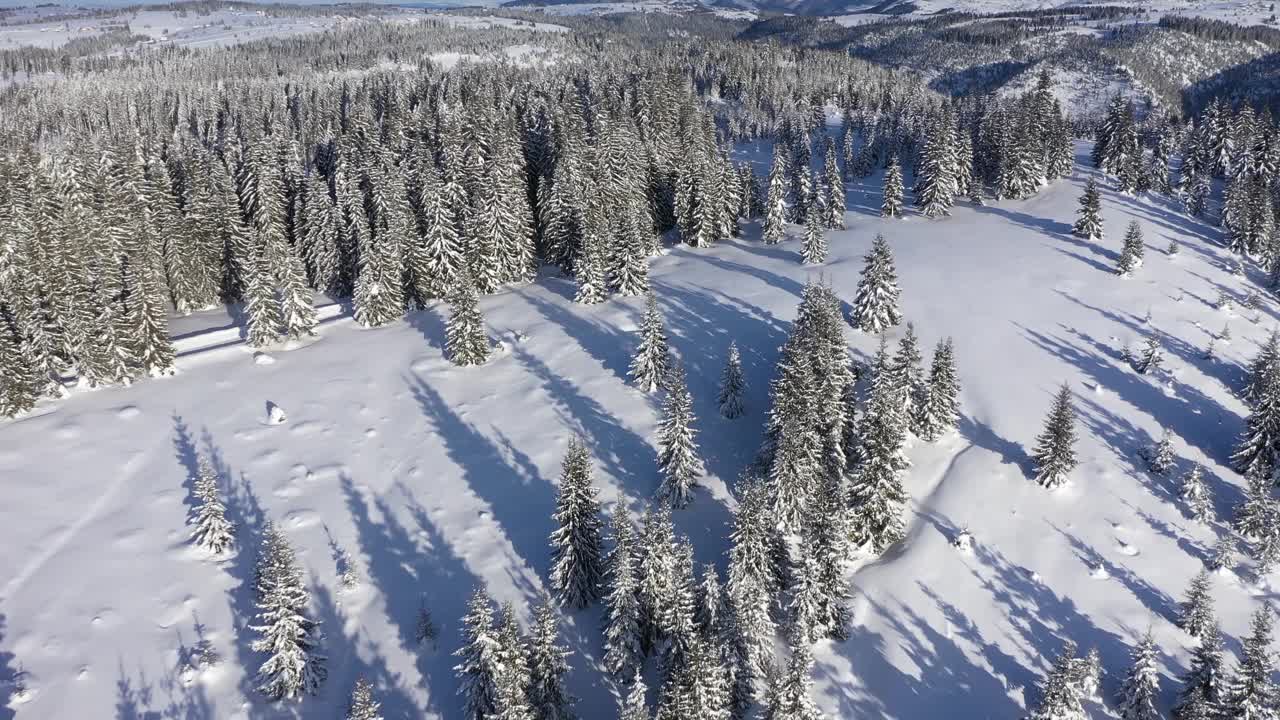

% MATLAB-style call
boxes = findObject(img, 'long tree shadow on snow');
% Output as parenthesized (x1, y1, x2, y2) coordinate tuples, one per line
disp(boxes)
(1050, 523, 1179, 625)
(308, 576, 418, 720)
(405, 374, 553, 596)
(1017, 325, 1240, 470)
(113, 656, 216, 720)
(518, 286, 637, 386)
(340, 474, 480, 719)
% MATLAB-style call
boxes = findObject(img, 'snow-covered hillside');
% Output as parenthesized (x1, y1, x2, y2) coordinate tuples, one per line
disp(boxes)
(1, 142, 1272, 719)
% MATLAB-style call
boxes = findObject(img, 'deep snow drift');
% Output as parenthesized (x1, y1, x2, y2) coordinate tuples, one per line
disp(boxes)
(1, 143, 1273, 719)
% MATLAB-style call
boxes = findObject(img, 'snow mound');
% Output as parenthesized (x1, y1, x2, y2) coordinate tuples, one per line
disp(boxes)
(265, 402, 287, 425)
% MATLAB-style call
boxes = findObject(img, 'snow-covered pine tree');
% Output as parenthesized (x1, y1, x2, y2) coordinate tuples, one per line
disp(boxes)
(914, 115, 956, 218)
(850, 234, 902, 333)
(1072, 178, 1104, 241)
(189, 453, 234, 554)
(528, 600, 575, 720)
(619, 672, 650, 720)
(882, 156, 904, 219)
(346, 677, 383, 720)
(849, 337, 909, 553)
(1032, 383, 1078, 489)
(1116, 220, 1145, 277)
(455, 586, 501, 720)
(1233, 352, 1280, 476)
(821, 139, 845, 230)
(609, 203, 651, 297)
(1234, 470, 1277, 541)
(1244, 331, 1279, 407)
(1070, 647, 1102, 700)
(726, 475, 779, 683)
(764, 645, 822, 720)
(603, 507, 644, 680)
(916, 337, 960, 441)
(493, 602, 535, 720)
(1209, 533, 1238, 574)
(1134, 335, 1164, 375)
(1148, 428, 1175, 475)
(1029, 642, 1085, 720)
(763, 147, 788, 245)
(1178, 569, 1216, 639)
(445, 272, 490, 367)
(801, 206, 827, 265)
(0, 308, 39, 417)
(574, 233, 608, 305)
(251, 521, 326, 700)
(658, 362, 702, 508)
(1181, 464, 1214, 525)
(1174, 621, 1225, 718)
(629, 293, 670, 393)
(1221, 607, 1278, 719)
(638, 505, 677, 658)
(1116, 630, 1160, 720)
(718, 341, 746, 419)
(892, 323, 926, 431)
(549, 437, 605, 609)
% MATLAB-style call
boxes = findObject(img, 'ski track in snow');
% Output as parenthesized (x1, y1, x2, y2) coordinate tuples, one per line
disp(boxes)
(0, 449, 149, 604)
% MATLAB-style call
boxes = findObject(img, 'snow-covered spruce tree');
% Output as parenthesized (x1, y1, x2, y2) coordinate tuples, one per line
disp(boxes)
(619, 673, 650, 720)
(1222, 607, 1278, 719)
(347, 676, 383, 720)
(1032, 383, 1078, 489)
(914, 114, 956, 218)
(1070, 646, 1103, 700)
(849, 337, 909, 553)
(1179, 569, 1216, 639)
(727, 475, 780, 683)
(765, 644, 822, 720)
(603, 508, 643, 680)
(892, 322, 927, 431)
(1174, 621, 1225, 719)
(455, 586, 501, 720)
(1029, 642, 1085, 720)
(1209, 533, 1238, 574)
(763, 147, 788, 245)
(801, 207, 827, 265)
(1117, 630, 1161, 720)
(446, 272, 490, 367)
(1233, 352, 1280, 477)
(549, 437, 605, 609)
(0, 309, 39, 417)
(718, 342, 746, 419)
(1072, 178, 1104, 241)
(1134, 335, 1164, 375)
(850, 234, 902, 333)
(658, 362, 702, 508)
(629, 293, 670, 393)
(251, 521, 326, 700)
(493, 602, 535, 720)
(190, 453, 234, 554)
(1234, 470, 1276, 541)
(528, 600, 575, 720)
(1181, 464, 1214, 525)
(609, 204, 651, 297)
(916, 337, 960, 441)
(1116, 221, 1145, 277)
(1148, 429, 1175, 475)
(574, 233, 608, 305)
(821, 138, 845, 230)
(637, 505, 677, 658)
(882, 156, 904, 219)
(1245, 331, 1280, 407)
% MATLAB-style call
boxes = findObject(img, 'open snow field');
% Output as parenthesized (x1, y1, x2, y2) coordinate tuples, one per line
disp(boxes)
(1, 143, 1274, 718)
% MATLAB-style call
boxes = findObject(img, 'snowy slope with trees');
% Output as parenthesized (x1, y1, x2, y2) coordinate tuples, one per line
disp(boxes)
(2, 140, 1278, 719)
(4, 7, 1280, 720)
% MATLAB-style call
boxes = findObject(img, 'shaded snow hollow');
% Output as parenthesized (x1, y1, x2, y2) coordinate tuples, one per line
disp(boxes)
(0, 142, 1273, 719)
